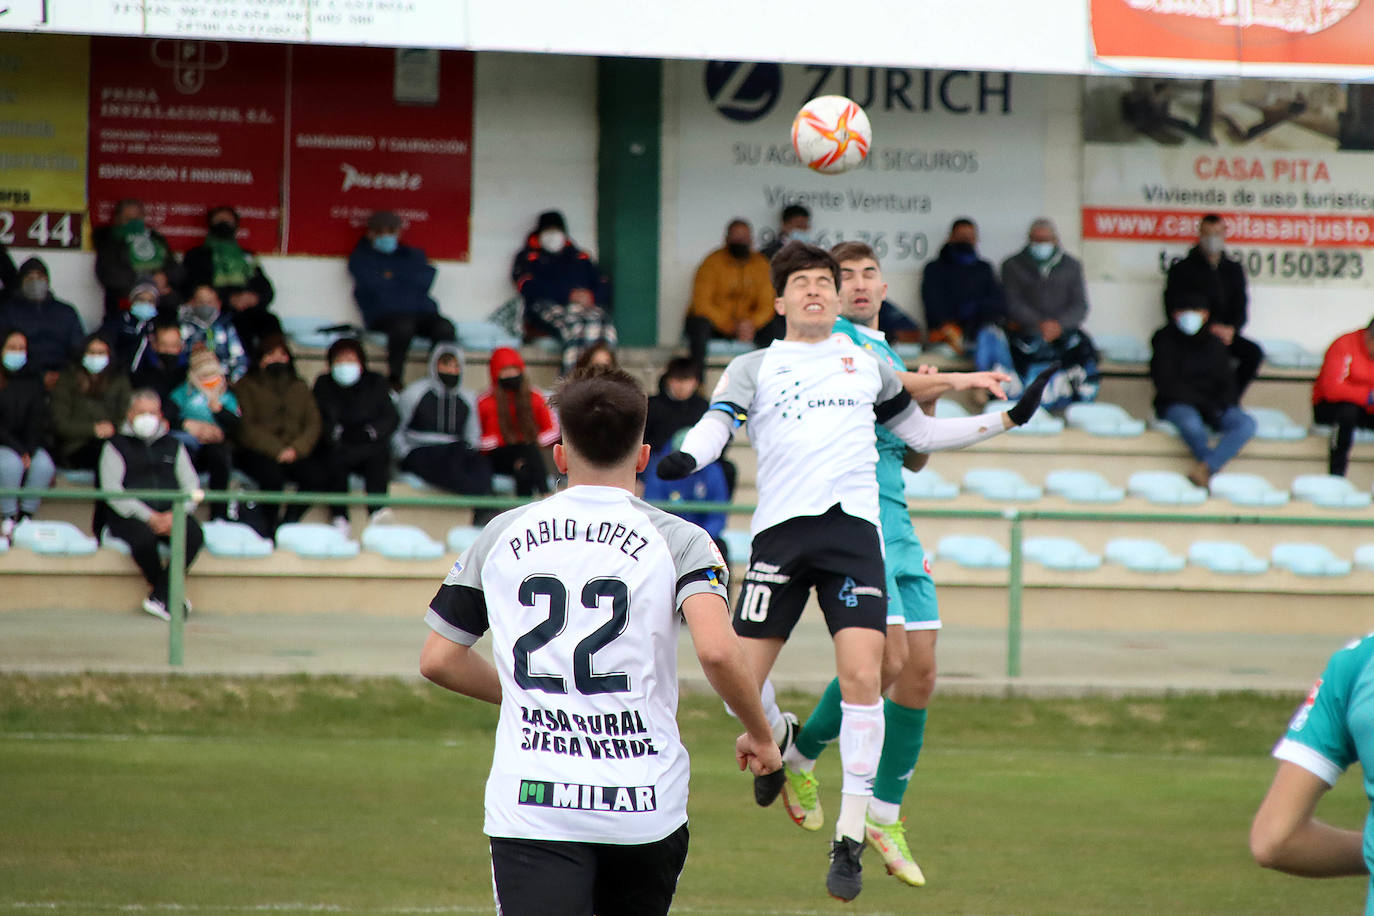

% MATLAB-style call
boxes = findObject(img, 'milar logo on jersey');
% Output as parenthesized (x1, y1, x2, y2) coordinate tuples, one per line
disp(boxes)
(518, 780, 657, 813)
(1289, 678, 1323, 733)
(841, 356, 856, 374)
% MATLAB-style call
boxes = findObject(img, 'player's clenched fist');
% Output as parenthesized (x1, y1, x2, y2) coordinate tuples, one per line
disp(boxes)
(736, 731, 783, 776)
(656, 451, 698, 480)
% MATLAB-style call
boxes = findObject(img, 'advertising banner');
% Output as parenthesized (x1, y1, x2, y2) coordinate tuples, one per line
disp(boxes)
(87, 37, 287, 252)
(1082, 76, 1374, 287)
(0, 33, 89, 251)
(672, 61, 1048, 307)
(285, 46, 474, 260)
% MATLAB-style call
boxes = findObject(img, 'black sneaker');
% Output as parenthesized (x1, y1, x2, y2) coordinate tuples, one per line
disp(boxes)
(752, 711, 797, 807)
(827, 836, 865, 902)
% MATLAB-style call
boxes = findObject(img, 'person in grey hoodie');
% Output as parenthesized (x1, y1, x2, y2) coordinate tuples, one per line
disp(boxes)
(393, 343, 492, 495)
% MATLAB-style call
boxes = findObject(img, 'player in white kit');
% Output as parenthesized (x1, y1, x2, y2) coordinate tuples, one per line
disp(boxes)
(420, 367, 781, 916)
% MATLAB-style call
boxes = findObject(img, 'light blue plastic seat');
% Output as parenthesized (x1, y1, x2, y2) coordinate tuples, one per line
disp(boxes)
(1311, 424, 1374, 444)
(720, 529, 753, 565)
(1104, 538, 1186, 573)
(1127, 470, 1208, 506)
(933, 535, 1009, 569)
(705, 339, 754, 357)
(893, 342, 925, 361)
(1291, 474, 1372, 509)
(492, 475, 517, 497)
(1354, 544, 1374, 573)
(56, 468, 96, 486)
(1093, 333, 1151, 365)
(1188, 540, 1269, 575)
(901, 468, 959, 500)
(962, 468, 1043, 502)
(1023, 536, 1102, 571)
(454, 320, 521, 351)
(1044, 470, 1125, 504)
(362, 523, 444, 560)
(275, 522, 360, 559)
(1257, 338, 1322, 370)
(447, 525, 483, 553)
(1271, 542, 1352, 578)
(1246, 407, 1307, 441)
(984, 400, 1065, 436)
(1149, 417, 1180, 438)
(1209, 473, 1290, 507)
(1065, 403, 1146, 437)
(396, 472, 438, 493)
(202, 520, 274, 558)
(934, 399, 970, 419)
(15, 520, 99, 556)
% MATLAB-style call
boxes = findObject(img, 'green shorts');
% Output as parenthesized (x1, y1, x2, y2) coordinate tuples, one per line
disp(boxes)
(883, 529, 940, 631)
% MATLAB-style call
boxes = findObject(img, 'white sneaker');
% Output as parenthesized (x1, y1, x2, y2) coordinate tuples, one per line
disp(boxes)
(368, 507, 396, 526)
(331, 516, 352, 537)
(142, 596, 170, 621)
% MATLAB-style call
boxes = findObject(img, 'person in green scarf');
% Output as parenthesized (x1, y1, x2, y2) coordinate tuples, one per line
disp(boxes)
(94, 199, 183, 322)
(183, 206, 280, 360)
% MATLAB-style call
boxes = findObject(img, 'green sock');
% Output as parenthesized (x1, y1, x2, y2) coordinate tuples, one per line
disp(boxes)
(872, 699, 927, 807)
(792, 677, 843, 761)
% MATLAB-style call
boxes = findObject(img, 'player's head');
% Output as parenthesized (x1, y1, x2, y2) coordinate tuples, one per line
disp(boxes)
(831, 241, 886, 326)
(552, 367, 651, 479)
(770, 241, 841, 341)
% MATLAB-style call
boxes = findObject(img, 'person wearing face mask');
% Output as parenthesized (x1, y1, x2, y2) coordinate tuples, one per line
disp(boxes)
(0, 331, 55, 541)
(177, 285, 249, 384)
(50, 335, 133, 471)
(996, 218, 1099, 411)
(921, 217, 1005, 355)
(394, 343, 492, 497)
(100, 280, 164, 372)
(685, 219, 780, 370)
(132, 322, 191, 413)
(476, 347, 559, 497)
(1165, 214, 1264, 396)
(1151, 292, 1257, 488)
(183, 206, 280, 360)
(348, 210, 457, 389)
(169, 347, 241, 520)
(230, 335, 327, 534)
(97, 390, 204, 621)
(510, 210, 616, 374)
(761, 204, 814, 261)
(93, 198, 183, 322)
(312, 338, 398, 534)
(0, 257, 86, 390)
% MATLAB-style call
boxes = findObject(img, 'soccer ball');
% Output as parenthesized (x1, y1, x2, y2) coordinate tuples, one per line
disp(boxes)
(791, 95, 872, 175)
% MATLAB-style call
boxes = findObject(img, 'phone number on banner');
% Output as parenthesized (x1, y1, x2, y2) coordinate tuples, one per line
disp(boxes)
(757, 229, 931, 262)
(0, 211, 83, 250)
(1158, 248, 1365, 282)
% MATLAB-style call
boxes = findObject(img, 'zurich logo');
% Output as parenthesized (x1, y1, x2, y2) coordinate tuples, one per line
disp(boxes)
(704, 61, 782, 122)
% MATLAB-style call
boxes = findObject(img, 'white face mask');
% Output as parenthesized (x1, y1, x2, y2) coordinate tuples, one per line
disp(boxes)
(82, 353, 110, 375)
(1028, 241, 1056, 261)
(538, 230, 566, 253)
(331, 361, 362, 387)
(1175, 310, 1206, 336)
(131, 412, 161, 439)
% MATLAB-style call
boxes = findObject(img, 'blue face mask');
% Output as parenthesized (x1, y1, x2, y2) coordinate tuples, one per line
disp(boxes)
(331, 361, 362, 387)
(2, 350, 26, 372)
(372, 234, 399, 254)
(83, 353, 110, 375)
(788, 230, 813, 245)
(1029, 241, 1056, 261)
(130, 302, 158, 322)
(1174, 311, 1206, 336)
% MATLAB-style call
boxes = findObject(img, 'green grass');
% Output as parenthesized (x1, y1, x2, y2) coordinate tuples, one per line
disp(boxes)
(0, 675, 1367, 915)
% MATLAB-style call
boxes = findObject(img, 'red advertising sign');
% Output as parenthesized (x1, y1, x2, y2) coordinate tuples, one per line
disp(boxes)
(285, 46, 474, 260)
(88, 38, 287, 253)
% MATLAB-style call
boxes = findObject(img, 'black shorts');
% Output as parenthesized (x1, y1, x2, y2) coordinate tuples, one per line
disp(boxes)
(733, 504, 887, 639)
(490, 823, 689, 916)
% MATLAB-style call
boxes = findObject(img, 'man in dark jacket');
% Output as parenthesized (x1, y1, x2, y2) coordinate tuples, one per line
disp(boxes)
(94, 199, 183, 322)
(644, 356, 736, 496)
(97, 389, 204, 621)
(183, 206, 281, 360)
(0, 257, 86, 389)
(921, 218, 1004, 354)
(393, 342, 491, 495)
(511, 209, 616, 372)
(1151, 292, 1257, 488)
(347, 210, 457, 388)
(312, 337, 398, 532)
(132, 322, 191, 424)
(1165, 214, 1264, 396)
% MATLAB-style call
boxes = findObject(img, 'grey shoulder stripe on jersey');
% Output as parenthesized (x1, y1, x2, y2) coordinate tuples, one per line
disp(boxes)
(706, 348, 768, 423)
(630, 496, 730, 589)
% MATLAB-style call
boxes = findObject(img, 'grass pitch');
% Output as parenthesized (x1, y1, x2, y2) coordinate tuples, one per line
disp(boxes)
(0, 674, 1367, 915)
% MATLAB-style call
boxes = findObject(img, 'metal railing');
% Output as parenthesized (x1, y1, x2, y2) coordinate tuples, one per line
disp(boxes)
(4, 487, 1374, 674)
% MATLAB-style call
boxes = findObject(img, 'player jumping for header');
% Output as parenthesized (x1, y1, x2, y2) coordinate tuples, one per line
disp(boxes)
(658, 241, 1054, 901)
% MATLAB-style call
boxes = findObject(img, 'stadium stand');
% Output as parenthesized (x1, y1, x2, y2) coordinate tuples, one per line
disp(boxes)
(902, 467, 961, 500)
(1270, 543, 1352, 578)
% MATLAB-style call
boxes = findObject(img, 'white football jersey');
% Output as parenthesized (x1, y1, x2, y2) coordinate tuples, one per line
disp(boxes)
(425, 484, 729, 845)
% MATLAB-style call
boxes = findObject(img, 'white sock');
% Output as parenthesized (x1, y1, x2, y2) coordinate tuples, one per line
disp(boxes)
(867, 798, 900, 825)
(783, 743, 815, 771)
(836, 700, 885, 842)
(837, 794, 867, 843)
(760, 678, 787, 744)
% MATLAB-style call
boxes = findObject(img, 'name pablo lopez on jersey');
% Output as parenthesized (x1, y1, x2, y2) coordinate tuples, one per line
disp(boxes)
(508, 516, 650, 562)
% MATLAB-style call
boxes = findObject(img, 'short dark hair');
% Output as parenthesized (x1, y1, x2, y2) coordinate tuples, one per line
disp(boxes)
(830, 241, 878, 266)
(781, 204, 810, 223)
(207, 205, 238, 226)
(554, 368, 647, 468)
(326, 336, 366, 368)
(1200, 213, 1224, 228)
(769, 241, 840, 296)
(950, 217, 976, 233)
(663, 356, 702, 382)
(726, 218, 750, 235)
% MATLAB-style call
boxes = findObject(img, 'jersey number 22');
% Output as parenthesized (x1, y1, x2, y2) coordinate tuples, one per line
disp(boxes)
(513, 575, 631, 696)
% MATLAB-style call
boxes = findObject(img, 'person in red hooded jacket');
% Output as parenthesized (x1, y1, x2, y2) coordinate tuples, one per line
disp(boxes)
(1314, 321, 1374, 476)
(476, 347, 559, 496)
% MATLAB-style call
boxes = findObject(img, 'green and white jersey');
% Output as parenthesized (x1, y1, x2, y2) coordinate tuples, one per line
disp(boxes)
(1274, 632, 1374, 913)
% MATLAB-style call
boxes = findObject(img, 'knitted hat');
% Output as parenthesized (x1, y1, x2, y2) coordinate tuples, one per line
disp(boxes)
(536, 210, 566, 233)
(189, 346, 223, 378)
(129, 281, 160, 303)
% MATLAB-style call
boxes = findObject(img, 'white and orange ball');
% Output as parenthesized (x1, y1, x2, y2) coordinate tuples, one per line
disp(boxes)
(791, 95, 872, 175)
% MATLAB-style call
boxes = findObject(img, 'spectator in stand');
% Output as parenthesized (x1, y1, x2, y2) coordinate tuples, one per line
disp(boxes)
(1313, 320, 1374, 477)
(231, 334, 327, 533)
(102, 280, 162, 372)
(511, 210, 617, 373)
(168, 347, 240, 520)
(0, 257, 85, 390)
(573, 340, 618, 372)
(642, 428, 731, 559)
(0, 241, 16, 299)
(312, 338, 398, 534)
(1151, 292, 1257, 488)
(1165, 214, 1264, 397)
(94, 199, 182, 322)
(922, 217, 1005, 357)
(184, 206, 280, 360)
(684, 219, 780, 368)
(178, 284, 249, 384)
(876, 301, 924, 345)
(760, 204, 812, 260)
(0, 330, 55, 540)
(996, 218, 1099, 411)
(394, 343, 492, 496)
(348, 210, 457, 389)
(644, 355, 737, 498)
(132, 321, 190, 409)
(477, 347, 559, 497)
(50, 334, 132, 470)
(97, 389, 203, 621)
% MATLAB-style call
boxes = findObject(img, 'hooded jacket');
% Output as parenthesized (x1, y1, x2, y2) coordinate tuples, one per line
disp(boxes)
(179, 304, 249, 384)
(1164, 246, 1248, 330)
(921, 242, 1005, 334)
(1000, 247, 1089, 334)
(393, 342, 481, 460)
(645, 374, 708, 454)
(231, 360, 321, 460)
(347, 237, 439, 326)
(476, 347, 559, 451)
(0, 258, 86, 373)
(1150, 320, 1239, 424)
(511, 234, 611, 311)
(313, 350, 397, 457)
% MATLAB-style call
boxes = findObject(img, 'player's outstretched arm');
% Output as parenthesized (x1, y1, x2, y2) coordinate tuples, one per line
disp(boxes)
(681, 592, 782, 776)
(420, 631, 502, 704)
(658, 411, 732, 480)
(881, 365, 1058, 451)
(899, 369, 1012, 404)
(1251, 761, 1366, 877)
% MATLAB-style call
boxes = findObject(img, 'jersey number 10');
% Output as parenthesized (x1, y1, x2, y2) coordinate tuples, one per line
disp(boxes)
(513, 575, 631, 696)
